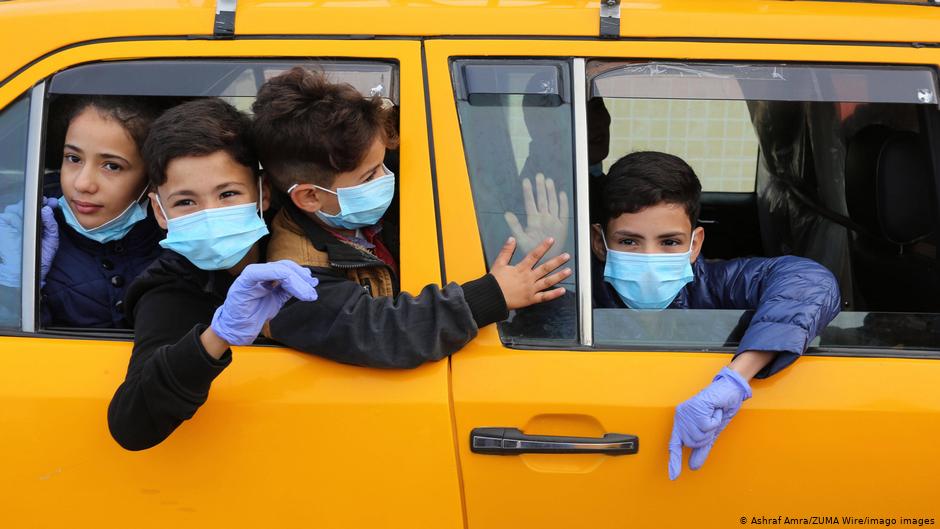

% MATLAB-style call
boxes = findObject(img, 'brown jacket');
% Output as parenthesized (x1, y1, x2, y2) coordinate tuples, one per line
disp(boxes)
(261, 204, 509, 368)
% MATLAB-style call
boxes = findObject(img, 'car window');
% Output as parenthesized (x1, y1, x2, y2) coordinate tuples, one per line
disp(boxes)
(39, 59, 400, 334)
(452, 59, 579, 344)
(0, 94, 30, 329)
(588, 60, 940, 357)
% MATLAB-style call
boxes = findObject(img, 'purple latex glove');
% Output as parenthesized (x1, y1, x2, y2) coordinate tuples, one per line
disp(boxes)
(39, 197, 59, 285)
(668, 366, 752, 480)
(210, 260, 319, 346)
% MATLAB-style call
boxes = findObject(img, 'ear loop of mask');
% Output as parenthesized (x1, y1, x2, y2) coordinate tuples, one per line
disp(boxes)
(155, 176, 264, 222)
(85, 185, 150, 231)
(285, 165, 392, 197)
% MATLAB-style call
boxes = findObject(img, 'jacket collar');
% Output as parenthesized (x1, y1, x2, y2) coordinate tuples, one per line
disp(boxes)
(282, 202, 388, 269)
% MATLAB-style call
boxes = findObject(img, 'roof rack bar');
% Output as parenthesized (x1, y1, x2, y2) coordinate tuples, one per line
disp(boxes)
(214, 0, 237, 37)
(599, 0, 621, 38)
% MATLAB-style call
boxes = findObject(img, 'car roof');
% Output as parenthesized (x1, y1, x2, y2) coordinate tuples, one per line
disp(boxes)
(1, 0, 939, 88)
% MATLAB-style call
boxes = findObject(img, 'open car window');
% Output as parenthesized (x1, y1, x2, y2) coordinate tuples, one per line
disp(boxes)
(36, 59, 400, 336)
(588, 60, 940, 357)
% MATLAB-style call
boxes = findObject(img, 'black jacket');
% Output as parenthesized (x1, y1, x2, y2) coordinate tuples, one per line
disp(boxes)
(108, 243, 508, 450)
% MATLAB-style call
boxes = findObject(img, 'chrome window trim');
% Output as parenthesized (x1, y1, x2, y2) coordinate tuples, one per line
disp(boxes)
(572, 58, 593, 347)
(20, 82, 44, 333)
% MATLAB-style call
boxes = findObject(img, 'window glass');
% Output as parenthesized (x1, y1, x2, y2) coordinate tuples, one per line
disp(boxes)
(0, 95, 31, 329)
(453, 59, 578, 344)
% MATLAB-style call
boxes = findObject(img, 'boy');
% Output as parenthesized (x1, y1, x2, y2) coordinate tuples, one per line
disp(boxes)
(108, 98, 319, 450)
(591, 151, 841, 479)
(251, 67, 571, 367)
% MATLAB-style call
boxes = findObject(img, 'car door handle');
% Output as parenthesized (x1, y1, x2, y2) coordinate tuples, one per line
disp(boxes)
(470, 427, 638, 455)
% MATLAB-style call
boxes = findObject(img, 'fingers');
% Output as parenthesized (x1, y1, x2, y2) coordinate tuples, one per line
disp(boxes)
(689, 440, 715, 471)
(559, 190, 569, 221)
(504, 212, 526, 241)
(521, 178, 536, 219)
(535, 267, 572, 292)
(43, 196, 59, 209)
(532, 251, 571, 278)
(668, 424, 683, 481)
(493, 237, 517, 267)
(533, 286, 566, 303)
(546, 177, 558, 218)
(518, 237, 554, 269)
(40, 206, 58, 238)
(535, 173, 548, 214)
(278, 272, 319, 302)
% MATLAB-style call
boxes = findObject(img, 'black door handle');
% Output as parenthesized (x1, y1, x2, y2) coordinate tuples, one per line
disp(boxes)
(470, 427, 639, 455)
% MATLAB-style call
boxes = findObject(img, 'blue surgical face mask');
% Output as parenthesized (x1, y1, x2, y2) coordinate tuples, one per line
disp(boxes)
(59, 188, 148, 244)
(601, 231, 695, 310)
(288, 167, 395, 230)
(156, 180, 269, 270)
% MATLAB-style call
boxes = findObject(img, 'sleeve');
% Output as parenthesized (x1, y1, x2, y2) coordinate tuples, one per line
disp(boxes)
(701, 255, 842, 378)
(266, 269, 508, 369)
(107, 284, 230, 451)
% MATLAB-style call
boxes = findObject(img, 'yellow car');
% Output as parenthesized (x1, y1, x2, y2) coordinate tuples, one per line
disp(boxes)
(1, 1, 939, 527)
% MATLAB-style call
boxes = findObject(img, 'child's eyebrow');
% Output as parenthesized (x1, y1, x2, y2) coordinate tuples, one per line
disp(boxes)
(100, 153, 131, 165)
(166, 189, 197, 200)
(214, 182, 247, 191)
(657, 232, 686, 239)
(613, 230, 645, 239)
(63, 143, 83, 153)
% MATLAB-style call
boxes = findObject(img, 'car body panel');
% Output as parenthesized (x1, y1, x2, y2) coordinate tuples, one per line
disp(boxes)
(0, 37, 459, 529)
(426, 37, 940, 528)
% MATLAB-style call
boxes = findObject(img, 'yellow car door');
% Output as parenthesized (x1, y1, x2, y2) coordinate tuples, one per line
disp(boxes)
(0, 37, 462, 528)
(428, 38, 940, 528)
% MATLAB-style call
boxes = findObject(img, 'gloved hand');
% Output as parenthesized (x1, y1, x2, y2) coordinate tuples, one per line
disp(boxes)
(668, 366, 752, 480)
(210, 260, 319, 346)
(39, 197, 59, 286)
(0, 201, 23, 288)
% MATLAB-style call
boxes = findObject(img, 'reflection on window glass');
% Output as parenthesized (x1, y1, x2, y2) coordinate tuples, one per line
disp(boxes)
(595, 309, 940, 357)
(0, 95, 31, 330)
(603, 98, 758, 193)
(454, 60, 577, 343)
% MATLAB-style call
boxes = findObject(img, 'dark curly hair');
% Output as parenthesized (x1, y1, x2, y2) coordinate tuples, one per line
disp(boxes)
(251, 66, 399, 192)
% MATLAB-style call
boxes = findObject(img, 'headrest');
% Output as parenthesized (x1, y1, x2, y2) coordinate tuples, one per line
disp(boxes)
(876, 132, 935, 244)
(846, 125, 935, 244)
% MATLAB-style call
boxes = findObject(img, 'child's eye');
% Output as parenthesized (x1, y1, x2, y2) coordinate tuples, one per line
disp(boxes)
(103, 162, 123, 172)
(220, 190, 241, 200)
(661, 239, 681, 247)
(63, 153, 81, 164)
(618, 238, 637, 247)
(173, 199, 195, 207)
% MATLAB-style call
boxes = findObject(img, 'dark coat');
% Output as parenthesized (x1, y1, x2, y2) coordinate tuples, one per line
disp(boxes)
(593, 254, 842, 378)
(41, 208, 163, 328)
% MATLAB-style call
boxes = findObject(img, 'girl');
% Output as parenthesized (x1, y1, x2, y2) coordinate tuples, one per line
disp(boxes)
(41, 96, 165, 328)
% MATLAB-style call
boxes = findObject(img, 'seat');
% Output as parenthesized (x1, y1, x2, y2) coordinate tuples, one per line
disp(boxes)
(844, 125, 939, 311)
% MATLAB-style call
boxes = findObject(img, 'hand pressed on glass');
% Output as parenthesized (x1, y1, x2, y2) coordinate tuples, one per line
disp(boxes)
(504, 173, 569, 256)
(490, 236, 571, 310)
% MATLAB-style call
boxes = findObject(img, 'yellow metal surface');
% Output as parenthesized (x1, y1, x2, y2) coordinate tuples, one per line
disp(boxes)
(0, 38, 457, 528)
(3, 0, 940, 90)
(427, 38, 940, 528)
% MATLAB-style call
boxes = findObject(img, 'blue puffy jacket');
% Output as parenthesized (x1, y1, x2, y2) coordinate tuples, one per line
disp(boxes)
(593, 255, 842, 378)
(41, 208, 163, 328)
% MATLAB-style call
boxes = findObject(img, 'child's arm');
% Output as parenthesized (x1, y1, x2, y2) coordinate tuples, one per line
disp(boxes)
(108, 261, 318, 451)
(267, 238, 571, 368)
(107, 283, 228, 451)
(699, 255, 842, 378)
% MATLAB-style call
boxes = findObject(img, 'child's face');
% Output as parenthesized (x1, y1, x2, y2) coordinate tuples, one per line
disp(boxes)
(292, 135, 387, 217)
(59, 107, 147, 229)
(591, 202, 705, 262)
(151, 150, 269, 227)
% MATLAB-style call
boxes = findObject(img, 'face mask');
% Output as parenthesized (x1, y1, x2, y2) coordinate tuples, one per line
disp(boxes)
(288, 168, 395, 230)
(601, 232, 695, 310)
(156, 181, 269, 270)
(59, 188, 148, 244)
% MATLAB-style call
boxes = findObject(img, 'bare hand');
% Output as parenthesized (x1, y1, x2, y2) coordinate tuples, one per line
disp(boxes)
(504, 173, 569, 256)
(490, 237, 571, 310)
